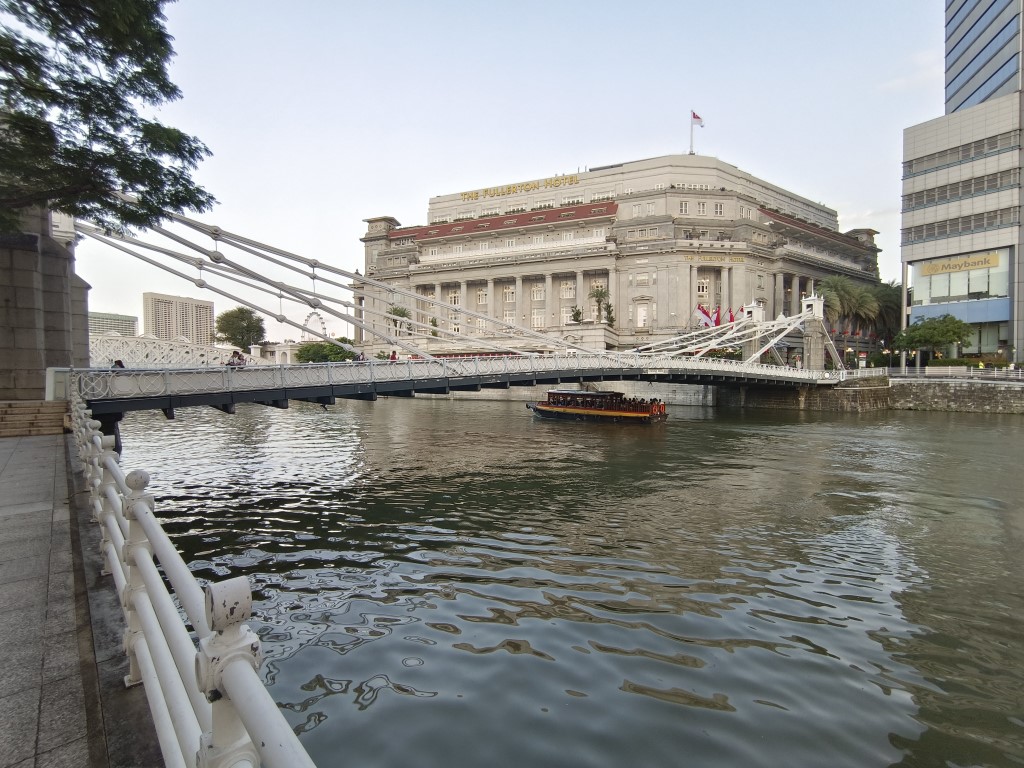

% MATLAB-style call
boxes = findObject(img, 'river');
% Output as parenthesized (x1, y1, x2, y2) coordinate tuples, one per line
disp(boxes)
(116, 398, 1024, 768)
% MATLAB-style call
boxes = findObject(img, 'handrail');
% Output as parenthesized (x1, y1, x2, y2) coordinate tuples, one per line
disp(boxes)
(69, 389, 317, 768)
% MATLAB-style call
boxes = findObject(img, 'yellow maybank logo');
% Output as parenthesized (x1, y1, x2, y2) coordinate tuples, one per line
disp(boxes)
(920, 252, 1000, 276)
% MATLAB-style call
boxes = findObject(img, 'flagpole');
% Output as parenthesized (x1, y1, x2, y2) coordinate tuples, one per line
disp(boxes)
(689, 109, 695, 155)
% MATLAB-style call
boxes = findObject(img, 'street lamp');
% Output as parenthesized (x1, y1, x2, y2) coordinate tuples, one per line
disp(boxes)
(884, 348, 892, 369)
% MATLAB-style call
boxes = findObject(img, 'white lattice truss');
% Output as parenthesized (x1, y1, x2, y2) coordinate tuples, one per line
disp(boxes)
(91, 334, 260, 369)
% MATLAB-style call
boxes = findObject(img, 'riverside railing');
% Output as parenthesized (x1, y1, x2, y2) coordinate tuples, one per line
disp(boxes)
(70, 392, 316, 768)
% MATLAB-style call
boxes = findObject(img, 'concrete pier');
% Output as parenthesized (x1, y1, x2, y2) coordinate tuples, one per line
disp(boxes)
(0, 434, 159, 768)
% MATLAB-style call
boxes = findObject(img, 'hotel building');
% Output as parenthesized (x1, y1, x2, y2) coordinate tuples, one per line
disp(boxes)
(900, 0, 1022, 363)
(358, 154, 880, 355)
(88, 311, 138, 336)
(142, 292, 215, 344)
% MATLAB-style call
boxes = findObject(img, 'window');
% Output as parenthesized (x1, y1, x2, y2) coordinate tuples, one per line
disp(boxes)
(562, 231, 574, 241)
(476, 317, 487, 332)
(448, 291, 460, 306)
(479, 241, 490, 251)
(453, 244, 463, 254)
(680, 201, 689, 215)
(448, 311, 460, 334)
(654, 183, 666, 191)
(482, 207, 499, 217)
(428, 247, 438, 256)
(531, 308, 546, 328)
(560, 280, 576, 299)
(503, 285, 516, 302)
(636, 272, 649, 287)
(531, 284, 545, 301)
(503, 309, 516, 324)
(632, 204, 642, 217)
(696, 279, 709, 300)
(476, 289, 488, 305)
(532, 234, 545, 246)
(699, 229, 709, 239)
(757, 274, 765, 289)
(714, 203, 724, 216)
(561, 306, 575, 325)
(636, 304, 649, 328)
(562, 196, 583, 206)
(697, 202, 707, 215)
(593, 227, 606, 238)
(506, 238, 516, 247)
(646, 202, 655, 216)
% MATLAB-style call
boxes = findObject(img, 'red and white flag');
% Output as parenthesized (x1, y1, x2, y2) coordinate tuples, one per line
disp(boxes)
(694, 304, 713, 327)
(712, 306, 721, 326)
(691, 110, 704, 127)
(728, 307, 735, 323)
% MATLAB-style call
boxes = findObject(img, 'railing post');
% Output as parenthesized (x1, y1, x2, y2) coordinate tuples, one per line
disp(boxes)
(195, 577, 262, 768)
(121, 470, 155, 688)
(93, 420, 120, 572)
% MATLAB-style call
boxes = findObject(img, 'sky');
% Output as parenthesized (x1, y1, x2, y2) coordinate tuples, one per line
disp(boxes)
(74, 0, 946, 342)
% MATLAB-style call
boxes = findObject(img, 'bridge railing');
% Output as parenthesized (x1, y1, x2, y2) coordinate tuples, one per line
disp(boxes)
(50, 353, 850, 402)
(69, 392, 316, 768)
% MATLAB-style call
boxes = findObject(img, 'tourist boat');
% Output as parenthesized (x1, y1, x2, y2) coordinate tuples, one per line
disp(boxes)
(527, 389, 667, 423)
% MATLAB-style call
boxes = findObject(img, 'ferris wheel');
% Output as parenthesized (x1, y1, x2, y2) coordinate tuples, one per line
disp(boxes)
(300, 311, 328, 342)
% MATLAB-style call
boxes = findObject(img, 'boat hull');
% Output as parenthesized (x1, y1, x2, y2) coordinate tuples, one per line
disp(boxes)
(528, 403, 667, 423)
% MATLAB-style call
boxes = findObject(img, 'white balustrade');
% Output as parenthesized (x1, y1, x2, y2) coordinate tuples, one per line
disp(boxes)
(70, 393, 317, 768)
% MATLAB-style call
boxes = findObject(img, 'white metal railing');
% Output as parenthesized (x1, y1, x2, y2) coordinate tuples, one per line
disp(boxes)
(49, 354, 848, 402)
(70, 393, 316, 768)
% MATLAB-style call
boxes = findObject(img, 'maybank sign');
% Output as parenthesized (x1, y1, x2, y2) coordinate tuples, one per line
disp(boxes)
(460, 174, 581, 202)
(920, 251, 1001, 276)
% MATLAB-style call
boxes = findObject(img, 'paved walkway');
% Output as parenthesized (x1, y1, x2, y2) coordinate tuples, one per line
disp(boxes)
(0, 434, 159, 768)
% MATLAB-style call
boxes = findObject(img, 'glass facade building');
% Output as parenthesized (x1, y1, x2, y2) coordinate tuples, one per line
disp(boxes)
(945, 0, 1022, 114)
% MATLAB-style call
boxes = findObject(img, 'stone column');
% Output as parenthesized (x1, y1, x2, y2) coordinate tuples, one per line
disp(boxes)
(721, 267, 731, 313)
(807, 277, 815, 298)
(774, 273, 785, 317)
(545, 273, 554, 326)
(690, 265, 699, 322)
(487, 278, 495, 321)
(790, 274, 801, 316)
(515, 276, 523, 326)
(576, 271, 585, 313)
(459, 282, 468, 325)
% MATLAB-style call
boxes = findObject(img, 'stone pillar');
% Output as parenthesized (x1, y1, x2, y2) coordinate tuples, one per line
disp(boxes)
(791, 274, 801, 316)
(1, 208, 84, 400)
(774, 273, 785, 317)
(721, 267, 731, 313)
(515, 276, 523, 326)
(690, 265, 699, 322)
(576, 271, 585, 312)
(486, 278, 495, 321)
(545, 273, 554, 325)
(807, 278, 815, 298)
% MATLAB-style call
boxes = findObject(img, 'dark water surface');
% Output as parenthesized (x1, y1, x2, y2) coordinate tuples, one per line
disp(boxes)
(117, 399, 1024, 768)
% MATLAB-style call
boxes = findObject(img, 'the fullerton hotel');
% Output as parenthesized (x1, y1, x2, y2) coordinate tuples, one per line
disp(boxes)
(357, 154, 881, 354)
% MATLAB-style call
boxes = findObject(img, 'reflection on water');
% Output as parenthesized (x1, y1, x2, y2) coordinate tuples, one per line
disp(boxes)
(119, 399, 1024, 768)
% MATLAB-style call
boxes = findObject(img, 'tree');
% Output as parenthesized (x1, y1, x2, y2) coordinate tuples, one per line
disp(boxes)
(570, 306, 583, 323)
(870, 280, 903, 344)
(0, 0, 215, 233)
(604, 302, 615, 325)
(216, 306, 265, 349)
(892, 314, 973, 358)
(387, 304, 411, 335)
(295, 338, 356, 363)
(588, 285, 609, 322)
(819, 276, 855, 327)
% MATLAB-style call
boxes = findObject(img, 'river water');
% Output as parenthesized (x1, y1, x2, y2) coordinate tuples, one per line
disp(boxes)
(116, 398, 1024, 768)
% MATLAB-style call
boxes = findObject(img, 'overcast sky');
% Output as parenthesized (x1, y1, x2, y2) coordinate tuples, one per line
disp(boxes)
(75, 0, 945, 341)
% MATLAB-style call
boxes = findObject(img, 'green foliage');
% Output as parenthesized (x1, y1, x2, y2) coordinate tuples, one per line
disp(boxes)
(387, 304, 411, 334)
(215, 306, 265, 349)
(892, 314, 973, 355)
(604, 302, 615, 325)
(570, 305, 583, 323)
(870, 280, 903, 343)
(295, 337, 356, 363)
(0, 0, 215, 232)
(587, 285, 609, 321)
(430, 317, 438, 337)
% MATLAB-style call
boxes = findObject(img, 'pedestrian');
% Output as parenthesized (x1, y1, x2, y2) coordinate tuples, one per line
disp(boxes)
(389, 350, 398, 361)
(111, 360, 125, 369)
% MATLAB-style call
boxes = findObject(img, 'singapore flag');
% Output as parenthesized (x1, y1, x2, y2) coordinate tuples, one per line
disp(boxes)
(691, 111, 704, 127)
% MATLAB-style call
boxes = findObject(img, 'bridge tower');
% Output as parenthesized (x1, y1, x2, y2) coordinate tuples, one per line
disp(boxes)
(801, 295, 827, 371)
(739, 300, 766, 362)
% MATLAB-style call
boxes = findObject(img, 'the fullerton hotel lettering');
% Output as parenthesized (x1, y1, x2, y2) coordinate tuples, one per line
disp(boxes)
(460, 174, 581, 201)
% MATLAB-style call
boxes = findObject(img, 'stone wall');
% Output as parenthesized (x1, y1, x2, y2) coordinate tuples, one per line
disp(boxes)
(890, 380, 1024, 413)
(716, 377, 892, 412)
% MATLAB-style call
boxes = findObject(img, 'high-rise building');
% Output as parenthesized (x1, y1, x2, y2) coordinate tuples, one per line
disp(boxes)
(900, 1, 1022, 364)
(88, 311, 138, 336)
(142, 292, 215, 343)
(358, 154, 881, 359)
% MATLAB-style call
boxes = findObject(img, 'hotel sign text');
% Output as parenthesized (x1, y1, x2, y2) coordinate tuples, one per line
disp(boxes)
(461, 174, 580, 202)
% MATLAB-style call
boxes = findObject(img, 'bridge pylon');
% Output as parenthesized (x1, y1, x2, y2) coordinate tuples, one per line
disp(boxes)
(800, 295, 830, 371)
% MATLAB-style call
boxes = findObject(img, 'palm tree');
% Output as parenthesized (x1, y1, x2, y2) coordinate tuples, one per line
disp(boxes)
(819, 276, 854, 328)
(870, 280, 903, 344)
(588, 285, 610, 322)
(846, 286, 879, 338)
(387, 304, 411, 335)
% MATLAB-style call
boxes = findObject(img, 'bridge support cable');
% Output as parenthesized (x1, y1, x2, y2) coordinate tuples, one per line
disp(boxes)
(78, 215, 594, 358)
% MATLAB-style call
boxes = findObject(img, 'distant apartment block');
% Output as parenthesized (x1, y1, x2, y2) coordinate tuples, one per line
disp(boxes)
(88, 312, 138, 336)
(143, 292, 215, 343)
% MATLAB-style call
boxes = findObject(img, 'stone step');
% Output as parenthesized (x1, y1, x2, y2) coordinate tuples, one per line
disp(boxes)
(0, 424, 65, 438)
(0, 400, 69, 437)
